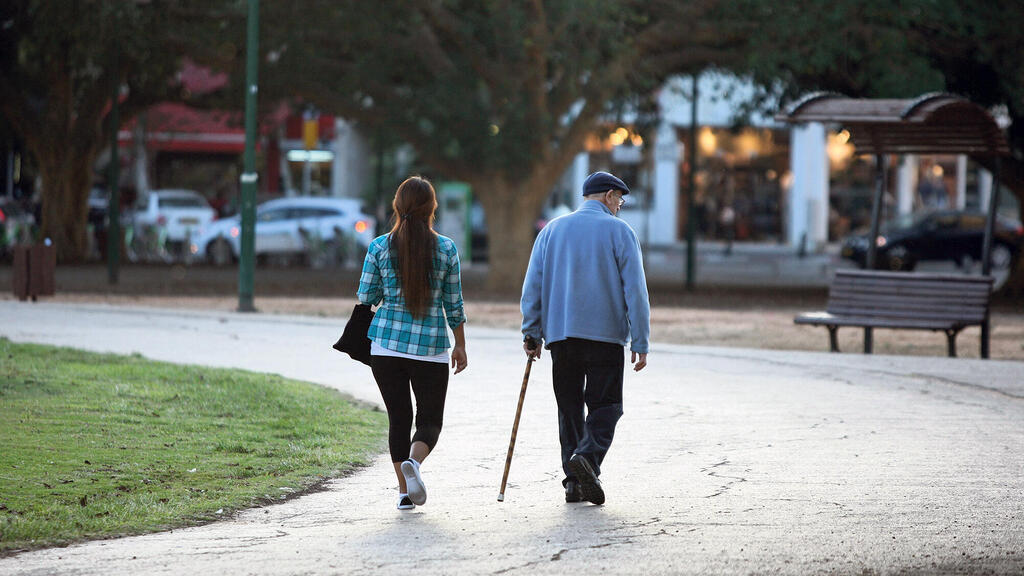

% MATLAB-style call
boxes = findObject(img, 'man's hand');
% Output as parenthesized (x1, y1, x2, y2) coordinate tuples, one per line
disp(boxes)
(523, 338, 541, 359)
(451, 346, 468, 374)
(631, 351, 647, 372)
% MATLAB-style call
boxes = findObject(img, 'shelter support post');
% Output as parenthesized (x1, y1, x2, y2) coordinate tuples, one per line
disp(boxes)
(864, 154, 887, 352)
(981, 157, 1000, 277)
(979, 157, 1000, 359)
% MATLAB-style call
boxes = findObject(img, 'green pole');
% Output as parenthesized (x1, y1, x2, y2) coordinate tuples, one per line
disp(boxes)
(107, 42, 120, 285)
(238, 0, 259, 312)
(685, 72, 699, 290)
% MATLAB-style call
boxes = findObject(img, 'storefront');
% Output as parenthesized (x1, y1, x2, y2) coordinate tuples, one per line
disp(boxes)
(567, 78, 1016, 255)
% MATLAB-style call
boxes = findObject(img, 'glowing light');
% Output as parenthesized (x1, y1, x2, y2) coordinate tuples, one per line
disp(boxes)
(584, 134, 608, 152)
(354, 220, 368, 234)
(630, 134, 644, 146)
(876, 236, 887, 248)
(827, 130, 855, 169)
(779, 171, 794, 190)
(287, 150, 335, 162)
(489, 124, 500, 136)
(736, 129, 761, 159)
(931, 164, 944, 178)
(230, 227, 240, 238)
(698, 127, 717, 156)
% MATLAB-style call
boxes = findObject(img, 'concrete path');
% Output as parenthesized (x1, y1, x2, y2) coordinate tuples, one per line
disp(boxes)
(1, 301, 1022, 575)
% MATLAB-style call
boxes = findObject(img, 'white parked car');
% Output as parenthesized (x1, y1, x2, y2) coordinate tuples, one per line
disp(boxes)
(133, 189, 217, 249)
(190, 196, 375, 266)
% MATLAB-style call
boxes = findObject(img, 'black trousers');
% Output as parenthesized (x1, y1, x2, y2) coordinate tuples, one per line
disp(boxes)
(370, 355, 449, 463)
(549, 338, 624, 482)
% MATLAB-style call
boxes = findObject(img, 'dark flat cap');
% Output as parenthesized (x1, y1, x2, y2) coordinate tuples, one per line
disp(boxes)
(582, 171, 630, 196)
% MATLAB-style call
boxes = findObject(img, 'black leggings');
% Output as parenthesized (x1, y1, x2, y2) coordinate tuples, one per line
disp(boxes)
(370, 355, 449, 463)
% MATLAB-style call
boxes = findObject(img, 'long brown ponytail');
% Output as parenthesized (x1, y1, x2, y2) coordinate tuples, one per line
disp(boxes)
(389, 176, 438, 319)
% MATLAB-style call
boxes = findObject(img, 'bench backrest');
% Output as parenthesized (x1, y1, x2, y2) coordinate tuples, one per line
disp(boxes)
(827, 269, 994, 325)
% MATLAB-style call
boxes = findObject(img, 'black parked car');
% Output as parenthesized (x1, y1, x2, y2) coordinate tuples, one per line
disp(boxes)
(840, 210, 1023, 271)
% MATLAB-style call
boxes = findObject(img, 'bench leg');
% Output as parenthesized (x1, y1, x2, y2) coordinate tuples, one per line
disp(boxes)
(827, 326, 839, 353)
(945, 329, 958, 358)
(980, 319, 990, 359)
(863, 327, 873, 354)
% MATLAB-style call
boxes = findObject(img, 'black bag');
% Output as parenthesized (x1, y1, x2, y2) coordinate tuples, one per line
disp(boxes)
(333, 304, 374, 366)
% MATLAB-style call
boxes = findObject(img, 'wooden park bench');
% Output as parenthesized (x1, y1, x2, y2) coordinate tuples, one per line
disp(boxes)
(795, 269, 994, 358)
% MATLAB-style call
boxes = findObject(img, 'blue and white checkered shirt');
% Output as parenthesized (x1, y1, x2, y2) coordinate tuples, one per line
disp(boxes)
(358, 233, 466, 357)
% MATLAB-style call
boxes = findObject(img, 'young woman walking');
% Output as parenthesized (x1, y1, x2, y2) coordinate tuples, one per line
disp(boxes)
(357, 176, 468, 510)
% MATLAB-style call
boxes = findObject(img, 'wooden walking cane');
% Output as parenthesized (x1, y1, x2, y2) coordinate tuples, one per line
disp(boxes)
(497, 354, 535, 502)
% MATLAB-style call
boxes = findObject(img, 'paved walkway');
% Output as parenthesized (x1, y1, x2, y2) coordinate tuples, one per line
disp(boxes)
(1, 301, 1022, 575)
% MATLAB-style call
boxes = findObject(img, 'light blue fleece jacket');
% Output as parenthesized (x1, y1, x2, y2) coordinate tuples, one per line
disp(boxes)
(521, 200, 651, 353)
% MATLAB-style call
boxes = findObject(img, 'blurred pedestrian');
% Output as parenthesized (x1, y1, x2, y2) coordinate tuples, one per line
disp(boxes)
(357, 176, 468, 511)
(520, 171, 651, 505)
(720, 204, 735, 256)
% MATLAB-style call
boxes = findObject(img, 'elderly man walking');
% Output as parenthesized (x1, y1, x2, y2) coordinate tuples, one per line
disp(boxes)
(520, 171, 651, 505)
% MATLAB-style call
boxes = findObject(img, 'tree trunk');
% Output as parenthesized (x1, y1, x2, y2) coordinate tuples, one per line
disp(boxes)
(473, 176, 555, 293)
(35, 149, 93, 263)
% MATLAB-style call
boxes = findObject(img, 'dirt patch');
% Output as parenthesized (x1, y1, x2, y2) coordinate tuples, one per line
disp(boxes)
(3, 264, 1022, 360)
(18, 294, 1023, 361)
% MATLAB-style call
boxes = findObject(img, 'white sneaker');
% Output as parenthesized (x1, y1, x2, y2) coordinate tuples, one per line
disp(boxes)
(401, 459, 427, 505)
(396, 493, 415, 510)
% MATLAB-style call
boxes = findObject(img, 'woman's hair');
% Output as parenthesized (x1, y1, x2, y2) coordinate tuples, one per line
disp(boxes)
(389, 176, 438, 319)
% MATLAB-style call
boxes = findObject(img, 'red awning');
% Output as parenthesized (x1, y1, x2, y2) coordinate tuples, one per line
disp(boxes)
(119, 102, 245, 154)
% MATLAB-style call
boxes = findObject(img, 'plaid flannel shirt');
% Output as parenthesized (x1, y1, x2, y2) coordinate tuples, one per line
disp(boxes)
(358, 233, 466, 357)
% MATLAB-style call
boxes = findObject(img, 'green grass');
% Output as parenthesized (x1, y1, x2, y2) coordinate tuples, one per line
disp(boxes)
(0, 338, 386, 553)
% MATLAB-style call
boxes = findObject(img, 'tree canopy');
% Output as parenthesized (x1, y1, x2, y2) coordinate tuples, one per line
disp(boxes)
(255, 0, 742, 287)
(713, 0, 1024, 290)
(6, 1, 1022, 291)
(0, 0, 236, 261)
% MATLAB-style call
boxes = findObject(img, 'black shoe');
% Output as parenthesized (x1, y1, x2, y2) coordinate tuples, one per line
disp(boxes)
(565, 479, 582, 503)
(568, 454, 605, 505)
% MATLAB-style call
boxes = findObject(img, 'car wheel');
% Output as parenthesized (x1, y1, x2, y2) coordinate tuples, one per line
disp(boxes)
(886, 246, 910, 271)
(208, 238, 234, 266)
(990, 243, 1013, 270)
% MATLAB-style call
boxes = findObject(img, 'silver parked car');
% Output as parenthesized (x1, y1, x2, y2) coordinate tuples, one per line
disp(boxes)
(133, 189, 217, 255)
(190, 196, 375, 267)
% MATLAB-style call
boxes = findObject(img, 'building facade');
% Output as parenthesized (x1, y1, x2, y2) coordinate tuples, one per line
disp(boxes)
(565, 73, 1015, 255)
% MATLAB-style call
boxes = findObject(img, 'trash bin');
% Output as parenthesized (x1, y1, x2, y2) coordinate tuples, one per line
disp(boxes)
(12, 244, 56, 301)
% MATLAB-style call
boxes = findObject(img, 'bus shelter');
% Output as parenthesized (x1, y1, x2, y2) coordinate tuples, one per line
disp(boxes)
(777, 93, 1010, 356)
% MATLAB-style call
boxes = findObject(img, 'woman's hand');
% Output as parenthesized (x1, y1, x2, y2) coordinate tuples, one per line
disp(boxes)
(451, 346, 468, 374)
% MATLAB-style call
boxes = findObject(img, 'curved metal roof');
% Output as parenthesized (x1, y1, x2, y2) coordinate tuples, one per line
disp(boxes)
(776, 93, 1009, 156)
